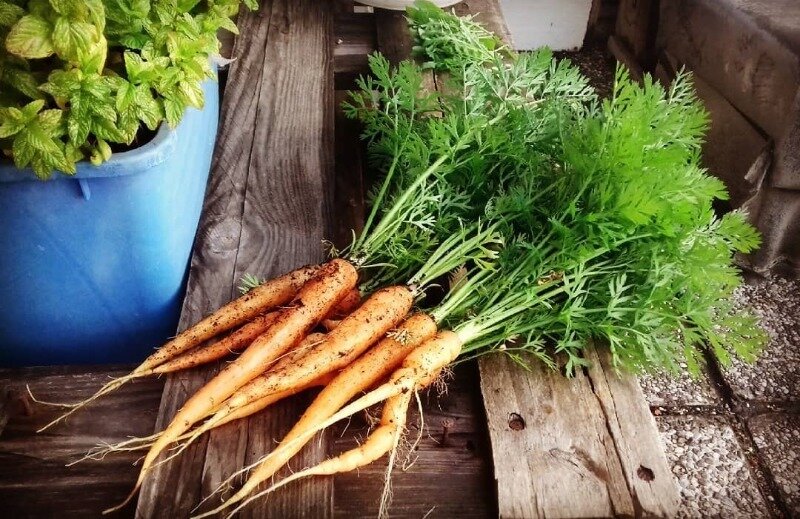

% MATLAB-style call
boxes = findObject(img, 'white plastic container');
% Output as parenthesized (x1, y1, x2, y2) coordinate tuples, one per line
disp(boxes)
(499, 0, 593, 51)
(356, 0, 461, 9)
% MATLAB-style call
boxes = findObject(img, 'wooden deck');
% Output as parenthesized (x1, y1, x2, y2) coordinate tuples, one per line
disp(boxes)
(0, 2, 678, 518)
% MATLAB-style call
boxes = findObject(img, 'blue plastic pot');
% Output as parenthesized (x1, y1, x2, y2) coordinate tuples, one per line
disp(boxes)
(0, 75, 219, 367)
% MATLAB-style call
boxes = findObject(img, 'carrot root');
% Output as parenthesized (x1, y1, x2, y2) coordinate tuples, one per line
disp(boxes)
(193, 331, 461, 518)
(216, 313, 436, 489)
(109, 259, 358, 513)
(33, 372, 151, 432)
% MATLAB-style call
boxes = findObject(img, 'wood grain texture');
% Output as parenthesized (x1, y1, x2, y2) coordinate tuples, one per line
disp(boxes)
(333, 90, 366, 250)
(0, 387, 10, 436)
(137, 1, 335, 517)
(452, 0, 513, 46)
(373, 9, 437, 105)
(479, 354, 630, 518)
(584, 346, 681, 517)
(0, 365, 163, 518)
(479, 350, 679, 519)
(608, 33, 644, 81)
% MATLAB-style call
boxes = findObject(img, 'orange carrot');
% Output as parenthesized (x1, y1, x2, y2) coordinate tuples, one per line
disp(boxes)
(74, 333, 335, 464)
(199, 286, 415, 432)
(251, 390, 413, 518)
(193, 330, 462, 518)
(104, 259, 358, 514)
(140, 264, 320, 373)
(219, 313, 436, 484)
(151, 287, 359, 374)
(151, 312, 280, 374)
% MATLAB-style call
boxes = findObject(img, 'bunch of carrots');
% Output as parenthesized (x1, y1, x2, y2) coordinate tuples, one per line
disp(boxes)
(32, 2, 767, 517)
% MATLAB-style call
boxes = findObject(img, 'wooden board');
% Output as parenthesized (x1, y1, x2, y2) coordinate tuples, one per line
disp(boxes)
(479, 349, 679, 518)
(136, 1, 335, 516)
(614, 0, 656, 67)
(0, 365, 164, 517)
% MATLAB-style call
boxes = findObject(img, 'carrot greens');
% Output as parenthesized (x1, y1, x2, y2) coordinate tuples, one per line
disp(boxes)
(345, 0, 766, 374)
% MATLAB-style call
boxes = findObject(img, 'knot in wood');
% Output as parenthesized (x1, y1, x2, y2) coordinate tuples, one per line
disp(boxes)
(507, 412, 525, 431)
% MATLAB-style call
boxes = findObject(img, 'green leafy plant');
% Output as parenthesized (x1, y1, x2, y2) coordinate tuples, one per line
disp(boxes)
(0, 0, 257, 179)
(342, 0, 766, 374)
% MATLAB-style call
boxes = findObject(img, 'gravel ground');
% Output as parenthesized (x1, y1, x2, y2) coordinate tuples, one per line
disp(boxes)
(657, 414, 770, 518)
(725, 276, 800, 402)
(639, 366, 720, 407)
(749, 413, 800, 514)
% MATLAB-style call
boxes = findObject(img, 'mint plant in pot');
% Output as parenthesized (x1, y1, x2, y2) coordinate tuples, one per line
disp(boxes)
(0, 0, 256, 366)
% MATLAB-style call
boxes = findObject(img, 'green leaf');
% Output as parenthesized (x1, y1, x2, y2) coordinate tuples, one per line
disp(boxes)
(40, 68, 81, 98)
(89, 138, 111, 165)
(21, 99, 44, 119)
(178, 79, 203, 109)
(2, 67, 45, 99)
(0, 2, 25, 27)
(91, 116, 124, 142)
(52, 18, 99, 63)
(37, 108, 63, 132)
(0, 114, 24, 138)
(136, 87, 163, 129)
(5, 15, 54, 59)
(177, 0, 201, 13)
(11, 131, 34, 166)
(67, 112, 91, 144)
(163, 96, 183, 128)
(119, 32, 149, 50)
(115, 81, 137, 112)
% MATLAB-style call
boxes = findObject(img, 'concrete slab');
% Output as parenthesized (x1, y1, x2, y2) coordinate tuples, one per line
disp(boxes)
(657, 414, 770, 518)
(639, 366, 720, 408)
(658, 0, 800, 139)
(749, 413, 800, 514)
(692, 74, 768, 208)
(725, 276, 800, 402)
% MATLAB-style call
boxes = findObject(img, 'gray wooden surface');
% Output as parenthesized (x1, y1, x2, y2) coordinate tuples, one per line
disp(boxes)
(479, 349, 679, 518)
(136, 0, 335, 516)
(0, 365, 164, 517)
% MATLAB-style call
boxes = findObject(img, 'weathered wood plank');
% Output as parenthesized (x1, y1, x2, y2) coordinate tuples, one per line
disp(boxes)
(480, 350, 678, 517)
(0, 365, 163, 518)
(479, 354, 633, 518)
(333, 90, 366, 250)
(137, 1, 335, 516)
(235, 2, 334, 517)
(608, 33, 644, 81)
(0, 387, 11, 436)
(135, 3, 276, 516)
(452, 0, 513, 45)
(584, 346, 681, 517)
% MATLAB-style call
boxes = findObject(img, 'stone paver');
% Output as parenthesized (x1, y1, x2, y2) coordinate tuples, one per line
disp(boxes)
(725, 277, 800, 402)
(656, 414, 770, 518)
(639, 365, 720, 407)
(749, 413, 800, 514)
